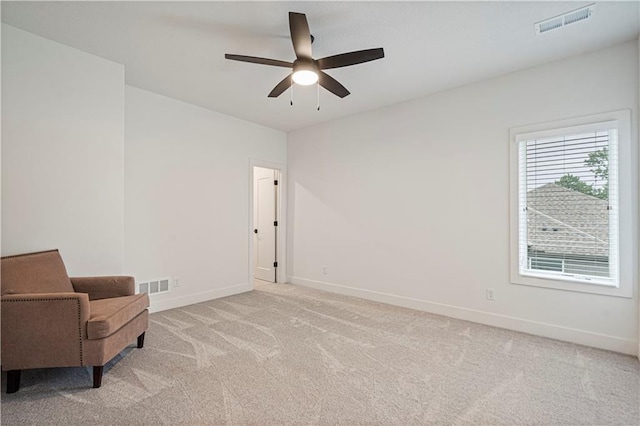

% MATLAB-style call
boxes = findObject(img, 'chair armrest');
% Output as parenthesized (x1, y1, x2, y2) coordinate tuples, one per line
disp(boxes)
(70, 276, 135, 300)
(1, 292, 90, 370)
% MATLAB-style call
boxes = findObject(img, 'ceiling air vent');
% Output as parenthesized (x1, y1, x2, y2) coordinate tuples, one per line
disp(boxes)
(535, 4, 594, 35)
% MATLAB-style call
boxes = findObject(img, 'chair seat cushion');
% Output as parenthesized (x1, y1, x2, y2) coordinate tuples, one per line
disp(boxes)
(87, 294, 149, 340)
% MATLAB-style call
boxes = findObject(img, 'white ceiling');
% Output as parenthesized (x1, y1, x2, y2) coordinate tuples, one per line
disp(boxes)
(2, 1, 639, 131)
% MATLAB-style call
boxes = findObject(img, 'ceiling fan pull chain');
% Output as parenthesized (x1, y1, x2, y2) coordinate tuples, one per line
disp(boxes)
(316, 81, 320, 111)
(290, 78, 294, 106)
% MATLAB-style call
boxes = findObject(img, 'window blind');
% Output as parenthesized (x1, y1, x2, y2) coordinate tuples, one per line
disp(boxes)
(518, 127, 618, 285)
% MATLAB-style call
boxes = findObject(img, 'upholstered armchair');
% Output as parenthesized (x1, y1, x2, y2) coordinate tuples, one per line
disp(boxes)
(1, 249, 149, 393)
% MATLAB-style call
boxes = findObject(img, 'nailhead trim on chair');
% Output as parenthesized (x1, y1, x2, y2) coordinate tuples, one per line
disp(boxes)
(2, 297, 84, 364)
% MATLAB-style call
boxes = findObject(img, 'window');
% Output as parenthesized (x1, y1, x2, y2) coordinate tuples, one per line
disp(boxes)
(510, 111, 633, 297)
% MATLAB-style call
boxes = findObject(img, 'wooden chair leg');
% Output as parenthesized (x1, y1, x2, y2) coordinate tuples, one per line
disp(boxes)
(93, 366, 103, 388)
(137, 332, 145, 349)
(6, 370, 21, 394)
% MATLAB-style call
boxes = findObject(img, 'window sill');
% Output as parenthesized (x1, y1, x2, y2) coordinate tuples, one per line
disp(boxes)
(510, 271, 632, 298)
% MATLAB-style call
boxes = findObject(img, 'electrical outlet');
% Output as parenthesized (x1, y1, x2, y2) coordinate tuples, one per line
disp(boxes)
(322, 266, 327, 274)
(174, 277, 181, 288)
(486, 288, 495, 301)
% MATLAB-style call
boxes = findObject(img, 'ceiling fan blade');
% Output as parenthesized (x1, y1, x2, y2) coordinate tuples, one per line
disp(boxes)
(318, 48, 385, 70)
(268, 74, 293, 98)
(289, 12, 313, 59)
(225, 54, 293, 68)
(318, 71, 350, 98)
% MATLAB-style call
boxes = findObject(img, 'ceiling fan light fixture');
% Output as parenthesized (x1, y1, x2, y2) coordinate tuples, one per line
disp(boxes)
(291, 60, 319, 85)
(292, 69, 318, 85)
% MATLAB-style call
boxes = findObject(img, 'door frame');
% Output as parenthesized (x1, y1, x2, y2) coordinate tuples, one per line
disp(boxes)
(249, 159, 286, 288)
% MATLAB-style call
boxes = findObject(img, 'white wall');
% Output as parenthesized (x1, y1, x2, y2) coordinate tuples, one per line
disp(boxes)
(1, 24, 125, 275)
(124, 86, 286, 312)
(287, 40, 639, 355)
(0, 25, 287, 309)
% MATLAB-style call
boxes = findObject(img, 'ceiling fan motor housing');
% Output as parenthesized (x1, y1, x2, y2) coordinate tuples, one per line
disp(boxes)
(293, 59, 319, 74)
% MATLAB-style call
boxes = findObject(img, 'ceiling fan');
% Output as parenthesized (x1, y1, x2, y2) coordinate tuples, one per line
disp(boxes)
(225, 12, 385, 99)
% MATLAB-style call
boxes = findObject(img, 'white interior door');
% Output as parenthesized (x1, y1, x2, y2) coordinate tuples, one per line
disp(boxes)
(253, 167, 277, 282)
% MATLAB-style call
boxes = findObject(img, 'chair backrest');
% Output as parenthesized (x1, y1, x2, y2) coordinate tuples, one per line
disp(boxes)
(1, 249, 74, 295)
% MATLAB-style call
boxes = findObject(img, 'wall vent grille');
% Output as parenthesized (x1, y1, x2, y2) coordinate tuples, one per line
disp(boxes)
(535, 4, 594, 35)
(138, 278, 171, 295)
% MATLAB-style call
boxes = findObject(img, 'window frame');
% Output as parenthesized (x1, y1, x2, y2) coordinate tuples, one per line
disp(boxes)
(509, 110, 633, 298)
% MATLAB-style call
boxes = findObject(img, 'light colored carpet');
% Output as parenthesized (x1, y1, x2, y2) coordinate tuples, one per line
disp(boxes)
(2, 283, 639, 425)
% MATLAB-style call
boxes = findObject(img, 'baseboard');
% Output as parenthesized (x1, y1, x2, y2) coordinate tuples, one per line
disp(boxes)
(148, 282, 251, 313)
(290, 277, 638, 356)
